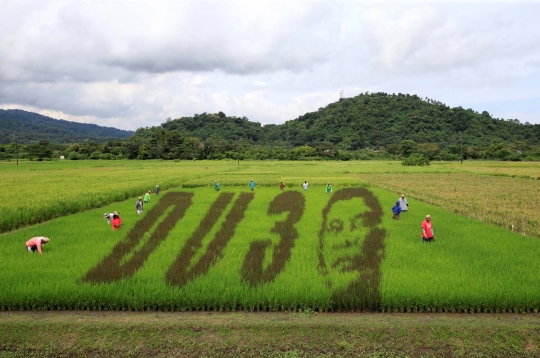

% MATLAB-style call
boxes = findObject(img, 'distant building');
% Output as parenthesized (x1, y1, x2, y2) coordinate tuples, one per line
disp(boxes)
(59, 156, 65, 159)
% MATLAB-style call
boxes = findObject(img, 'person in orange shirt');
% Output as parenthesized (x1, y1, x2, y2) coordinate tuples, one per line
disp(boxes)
(279, 182, 285, 191)
(26, 237, 49, 254)
(422, 215, 434, 243)
(111, 211, 122, 230)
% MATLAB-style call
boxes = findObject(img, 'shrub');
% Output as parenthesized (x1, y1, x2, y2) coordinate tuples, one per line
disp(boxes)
(401, 153, 430, 166)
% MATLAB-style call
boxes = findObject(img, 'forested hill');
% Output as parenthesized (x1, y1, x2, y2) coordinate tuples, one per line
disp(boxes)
(159, 93, 539, 149)
(0, 109, 134, 144)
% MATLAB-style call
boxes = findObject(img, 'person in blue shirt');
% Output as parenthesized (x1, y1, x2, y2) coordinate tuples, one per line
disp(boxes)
(392, 200, 402, 220)
(214, 181, 220, 191)
(249, 180, 255, 191)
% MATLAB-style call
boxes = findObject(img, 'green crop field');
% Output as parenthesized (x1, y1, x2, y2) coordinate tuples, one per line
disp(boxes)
(1, 160, 539, 313)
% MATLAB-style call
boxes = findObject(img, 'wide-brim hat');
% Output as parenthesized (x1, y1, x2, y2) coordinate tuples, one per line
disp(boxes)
(42, 237, 50, 243)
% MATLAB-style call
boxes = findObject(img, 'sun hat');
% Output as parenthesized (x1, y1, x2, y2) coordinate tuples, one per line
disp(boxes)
(426, 215, 431, 218)
(113, 211, 119, 216)
(42, 237, 50, 243)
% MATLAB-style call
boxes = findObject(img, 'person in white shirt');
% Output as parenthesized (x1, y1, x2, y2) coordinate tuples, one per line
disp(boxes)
(303, 181, 309, 190)
(398, 194, 409, 212)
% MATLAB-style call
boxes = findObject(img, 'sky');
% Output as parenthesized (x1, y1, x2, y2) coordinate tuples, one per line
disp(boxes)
(1, 0, 539, 131)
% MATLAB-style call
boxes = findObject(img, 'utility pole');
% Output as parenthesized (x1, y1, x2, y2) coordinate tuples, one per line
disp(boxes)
(236, 136, 242, 166)
(460, 132, 463, 164)
(15, 132, 19, 166)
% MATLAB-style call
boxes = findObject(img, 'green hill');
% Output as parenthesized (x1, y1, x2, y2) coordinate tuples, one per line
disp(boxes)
(162, 93, 539, 149)
(0, 109, 134, 144)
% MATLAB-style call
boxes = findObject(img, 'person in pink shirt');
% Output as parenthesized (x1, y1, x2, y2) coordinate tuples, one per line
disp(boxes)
(26, 237, 50, 254)
(421, 215, 434, 243)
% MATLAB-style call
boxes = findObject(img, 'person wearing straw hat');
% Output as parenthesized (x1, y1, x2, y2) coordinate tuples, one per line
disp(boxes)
(326, 182, 333, 194)
(214, 181, 220, 191)
(422, 215, 435, 243)
(155, 185, 160, 195)
(26, 236, 49, 254)
(111, 211, 122, 230)
(398, 194, 409, 212)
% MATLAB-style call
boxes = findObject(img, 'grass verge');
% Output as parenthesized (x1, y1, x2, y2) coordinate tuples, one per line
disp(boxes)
(1, 312, 540, 357)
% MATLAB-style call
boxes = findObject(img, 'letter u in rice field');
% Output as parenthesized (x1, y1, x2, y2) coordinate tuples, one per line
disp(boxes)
(166, 192, 254, 286)
(318, 188, 385, 311)
(83, 192, 194, 284)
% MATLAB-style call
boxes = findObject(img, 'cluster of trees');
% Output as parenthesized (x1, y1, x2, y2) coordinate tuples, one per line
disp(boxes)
(1, 93, 539, 162)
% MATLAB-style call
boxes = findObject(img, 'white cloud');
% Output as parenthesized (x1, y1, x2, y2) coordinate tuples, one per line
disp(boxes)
(0, 0, 539, 128)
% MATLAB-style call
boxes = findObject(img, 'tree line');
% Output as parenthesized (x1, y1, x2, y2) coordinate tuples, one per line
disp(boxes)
(1, 93, 539, 161)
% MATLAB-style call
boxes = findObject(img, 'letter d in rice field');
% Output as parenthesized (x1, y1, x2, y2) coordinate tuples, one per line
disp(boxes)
(83, 192, 193, 284)
(318, 188, 385, 311)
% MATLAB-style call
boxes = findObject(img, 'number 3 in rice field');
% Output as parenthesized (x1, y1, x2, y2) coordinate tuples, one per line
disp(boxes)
(240, 191, 305, 286)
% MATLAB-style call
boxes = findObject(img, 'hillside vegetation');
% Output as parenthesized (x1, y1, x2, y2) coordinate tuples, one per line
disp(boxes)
(0, 109, 133, 144)
(1, 93, 539, 161)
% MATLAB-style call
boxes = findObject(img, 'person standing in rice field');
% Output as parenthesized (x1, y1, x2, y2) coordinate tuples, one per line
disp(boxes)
(392, 201, 402, 220)
(136, 197, 143, 214)
(144, 190, 151, 203)
(303, 181, 309, 190)
(422, 215, 435, 243)
(155, 185, 160, 195)
(111, 211, 122, 230)
(214, 181, 220, 191)
(326, 182, 332, 194)
(279, 181, 285, 191)
(398, 194, 409, 212)
(249, 180, 255, 191)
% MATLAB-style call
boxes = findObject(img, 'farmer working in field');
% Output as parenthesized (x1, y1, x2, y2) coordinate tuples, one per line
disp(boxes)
(144, 190, 151, 203)
(326, 182, 333, 194)
(26, 236, 49, 254)
(392, 201, 402, 219)
(214, 181, 220, 191)
(249, 180, 255, 191)
(111, 211, 122, 230)
(155, 184, 160, 195)
(279, 181, 285, 191)
(136, 197, 143, 214)
(399, 194, 409, 212)
(422, 215, 435, 242)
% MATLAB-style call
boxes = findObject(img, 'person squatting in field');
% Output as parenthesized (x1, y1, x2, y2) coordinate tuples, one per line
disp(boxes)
(111, 211, 122, 230)
(422, 215, 435, 242)
(399, 194, 409, 212)
(26, 236, 49, 254)
(392, 200, 402, 219)
(144, 190, 151, 203)
(136, 197, 143, 214)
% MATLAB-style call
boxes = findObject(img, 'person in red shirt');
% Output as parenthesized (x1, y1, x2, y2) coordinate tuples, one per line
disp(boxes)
(111, 211, 122, 230)
(26, 237, 49, 254)
(279, 182, 285, 191)
(422, 215, 434, 243)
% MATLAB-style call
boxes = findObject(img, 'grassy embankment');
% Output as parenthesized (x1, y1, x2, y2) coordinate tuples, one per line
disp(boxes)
(1, 311, 539, 358)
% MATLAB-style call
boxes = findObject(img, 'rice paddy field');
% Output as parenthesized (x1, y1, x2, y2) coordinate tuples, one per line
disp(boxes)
(1, 159, 539, 313)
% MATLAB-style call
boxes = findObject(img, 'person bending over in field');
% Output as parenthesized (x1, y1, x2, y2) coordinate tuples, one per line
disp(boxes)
(399, 194, 409, 212)
(279, 181, 285, 191)
(136, 197, 143, 214)
(144, 190, 151, 203)
(249, 180, 255, 191)
(392, 201, 402, 219)
(26, 236, 49, 254)
(214, 181, 220, 191)
(422, 215, 435, 243)
(111, 211, 122, 230)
